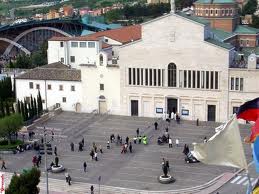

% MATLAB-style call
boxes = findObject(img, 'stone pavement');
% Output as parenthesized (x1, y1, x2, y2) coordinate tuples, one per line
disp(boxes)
(1, 112, 253, 193)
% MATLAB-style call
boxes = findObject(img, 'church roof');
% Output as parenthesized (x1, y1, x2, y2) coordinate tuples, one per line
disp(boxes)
(176, 12, 210, 25)
(205, 38, 234, 50)
(234, 25, 259, 34)
(210, 28, 234, 41)
(195, 0, 235, 4)
(16, 62, 81, 81)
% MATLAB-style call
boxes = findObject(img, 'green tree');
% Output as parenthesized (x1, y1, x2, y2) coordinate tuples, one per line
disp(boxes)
(37, 91, 43, 115)
(24, 102, 28, 121)
(242, 0, 257, 15)
(17, 100, 21, 114)
(28, 102, 32, 120)
(6, 167, 41, 194)
(0, 99, 5, 118)
(30, 95, 35, 118)
(33, 98, 38, 117)
(20, 101, 25, 121)
(5, 101, 10, 116)
(0, 113, 23, 144)
(11, 104, 15, 114)
(251, 15, 259, 28)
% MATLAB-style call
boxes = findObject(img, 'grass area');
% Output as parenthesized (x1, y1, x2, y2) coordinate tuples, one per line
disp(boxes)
(0, 140, 23, 150)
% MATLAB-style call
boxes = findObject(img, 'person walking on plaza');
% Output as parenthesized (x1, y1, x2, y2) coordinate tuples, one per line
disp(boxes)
(54, 145, 57, 156)
(126, 136, 129, 144)
(1, 160, 6, 170)
(154, 122, 158, 130)
(83, 162, 87, 173)
(136, 128, 139, 137)
(116, 134, 120, 145)
(32, 155, 37, 167)
(90, 185, 94, 194)
(38, 155, 42, 164)
(166, 160, 170, 172)
(168, 138, 172, 148)
(99, 145, 103, 153)
(138, 136, 142, 144)
(176, 138, 179, 147)
(94, 152, 98, 161)
(107, 141, 110, 149)
(90, 149, 94, 160)
(65, 173, 71, 185)
(51, 130, 54, 141)
(204, 136, 207, 143)
(133, 136, 137, 144)
(70, 142, 74, 151)
(129, 142, 132, 153)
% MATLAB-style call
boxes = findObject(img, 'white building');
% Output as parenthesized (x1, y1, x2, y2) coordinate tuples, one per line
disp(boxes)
(15, 12, 259, 122)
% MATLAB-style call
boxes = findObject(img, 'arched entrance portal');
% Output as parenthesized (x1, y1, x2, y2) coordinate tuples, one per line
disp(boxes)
(75, 103, 81, 113)
(167, 98, 178, 118)
(99, 95, 107, 114)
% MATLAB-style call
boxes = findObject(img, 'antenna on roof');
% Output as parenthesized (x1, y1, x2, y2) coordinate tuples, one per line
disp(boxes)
(171, 0, 175, 13)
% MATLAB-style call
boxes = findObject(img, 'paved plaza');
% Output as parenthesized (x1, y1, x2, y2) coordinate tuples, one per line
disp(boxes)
(1, 112, 253, 193)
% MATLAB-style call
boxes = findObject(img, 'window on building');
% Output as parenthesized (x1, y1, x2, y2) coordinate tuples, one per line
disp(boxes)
(210, 9, 213, 15)
(233, 106, 239, 114)
(141, 68, 143, 85)
(210, 71, 214, 89)
(137, 68, 140, 85)
(129, 68, 132, 85)
(60, 42, 64, 47)
(197, 71, 200, 88)
(100, 54, 103, 65)
(158, 69, 161, 86)
(246, 40, 249, 46)
(149, 69, 152, 86)
(70, 56, 75, 63)
(226, 9, 229, 15)
(80, 42, 87, 47)
(88, 42, 95, 48)
(133, 68, 136, 85)
(215, 9, 218, 15)
(42, 99, 45, 103)
(71, 85, 75, 91)
(100, 84, 104, 90)
(168, 63, 177, 87)
(222, 9, 225, 15)
(206, 9, 209, 14)
(62, 97, 66, 103)
(36, 84, 40, 90)
(231, 77, 234, 90)
(154, 69, 157, 86)
(71, 42, 78, 47)
(59, 85, 63, 91)
(61, 57, 64, 63)
(48, 84, 51, 90)
(215, 71, 219, 89)
(145, 69, 148, 86)
(192, 71, 196, 88)
(240, 78, 244, 91)
(235, 77, 239, 90)
(188, 70, 191, 88)
(230, 9, 233, 15)
(184, 70, 187, 88)
(105, 38, 108, 43)
(29, 82, 33, 89)
(206, 71, 209, 89)
(240, 39, 243, 45)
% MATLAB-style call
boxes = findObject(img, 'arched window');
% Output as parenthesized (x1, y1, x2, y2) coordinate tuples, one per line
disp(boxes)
(168, 63, 177, 87)
(100, 54, 103, 65)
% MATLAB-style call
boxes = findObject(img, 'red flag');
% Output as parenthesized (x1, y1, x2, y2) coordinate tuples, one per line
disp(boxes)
(249, 118, 259, 143)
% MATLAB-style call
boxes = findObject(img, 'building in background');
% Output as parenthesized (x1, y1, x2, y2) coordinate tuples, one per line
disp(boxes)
(47, 9, 60, 19)
(63, 5, 74, 17)
(147, 0, 169, 4)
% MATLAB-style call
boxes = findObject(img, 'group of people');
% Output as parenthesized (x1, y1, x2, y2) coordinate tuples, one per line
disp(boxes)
(89, 142, 102, 161)
(32, 155, 42, 167)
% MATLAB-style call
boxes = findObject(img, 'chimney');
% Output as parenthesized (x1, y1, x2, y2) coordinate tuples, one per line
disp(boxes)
(170, 0, 175, 13)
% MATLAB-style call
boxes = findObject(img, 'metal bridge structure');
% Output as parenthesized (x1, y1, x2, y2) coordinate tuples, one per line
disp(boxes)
(0, 17, 117, 57)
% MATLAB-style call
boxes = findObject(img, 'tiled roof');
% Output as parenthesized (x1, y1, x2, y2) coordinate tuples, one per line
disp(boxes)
(234, 25, 259, 34)
(49, 25, 142, 44)
(211, 28, 234, 41)
(195, 0, 235, 4)
(16, 62, 81, 81)
(176, 12, 210, 25)
(205, 38, 234, 50)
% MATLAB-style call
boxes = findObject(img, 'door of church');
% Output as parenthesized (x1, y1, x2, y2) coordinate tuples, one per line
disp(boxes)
(131, 100, 138, 116)
(207, 105, 216, 121)
(99, 101, 107, 114)
(167, 98, 177, 118)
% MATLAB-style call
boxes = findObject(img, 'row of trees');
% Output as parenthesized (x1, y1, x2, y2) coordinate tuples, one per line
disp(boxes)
(17, 91, 43, 122)
(0, 99, 15, 118)
(0, 77, 14, 101)
(8, 42, 47, 69)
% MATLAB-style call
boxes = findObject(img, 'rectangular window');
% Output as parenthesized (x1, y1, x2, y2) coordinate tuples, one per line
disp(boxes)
(133, 68, 136, 85)
(62, 97, 66, 103)
(71, 42, 78, 47)
(240, 78, 244, 91)
(59, 85, 63, 91)
(153, 69, 157, 86)
(61, 57, 64, 63)
(197, 71, 200, 88)
(137, 68, 140, 85)
(70, 56, 75, 63)
(100, 84, 104, 90)
(145, 69, 148, 86)
(184, 70, 187, 88)
(80, 42, 87, 47)
(129, 68, 132, 85)
(141, 68, 143, 85)
(201, 71, 205, 89)
(149, 69, 152, 86)
(48, 84, 51, 90)
(210, 71, 214, 89)
(206, 71, 209, 89)
(188, 70, 191, 88)
(36, 84, 40, 90)
(246, 40, 249, 46)
(235, 77, 239, 90)
(215, 71, 219, 89)
(231, 77, 234, 90)
(192, 71, 196, 88)
(42, 99, 45, 103)
(29, 82, 33, 89)
(60, 42, 64, 47)
(71, 85, 75, 91)
(206, 9, 208, 14)
(233, 106, 239, 114)
(88, 42, 95, 48)
(210, 9, 213, 15)
(158, 69, 161, 86)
